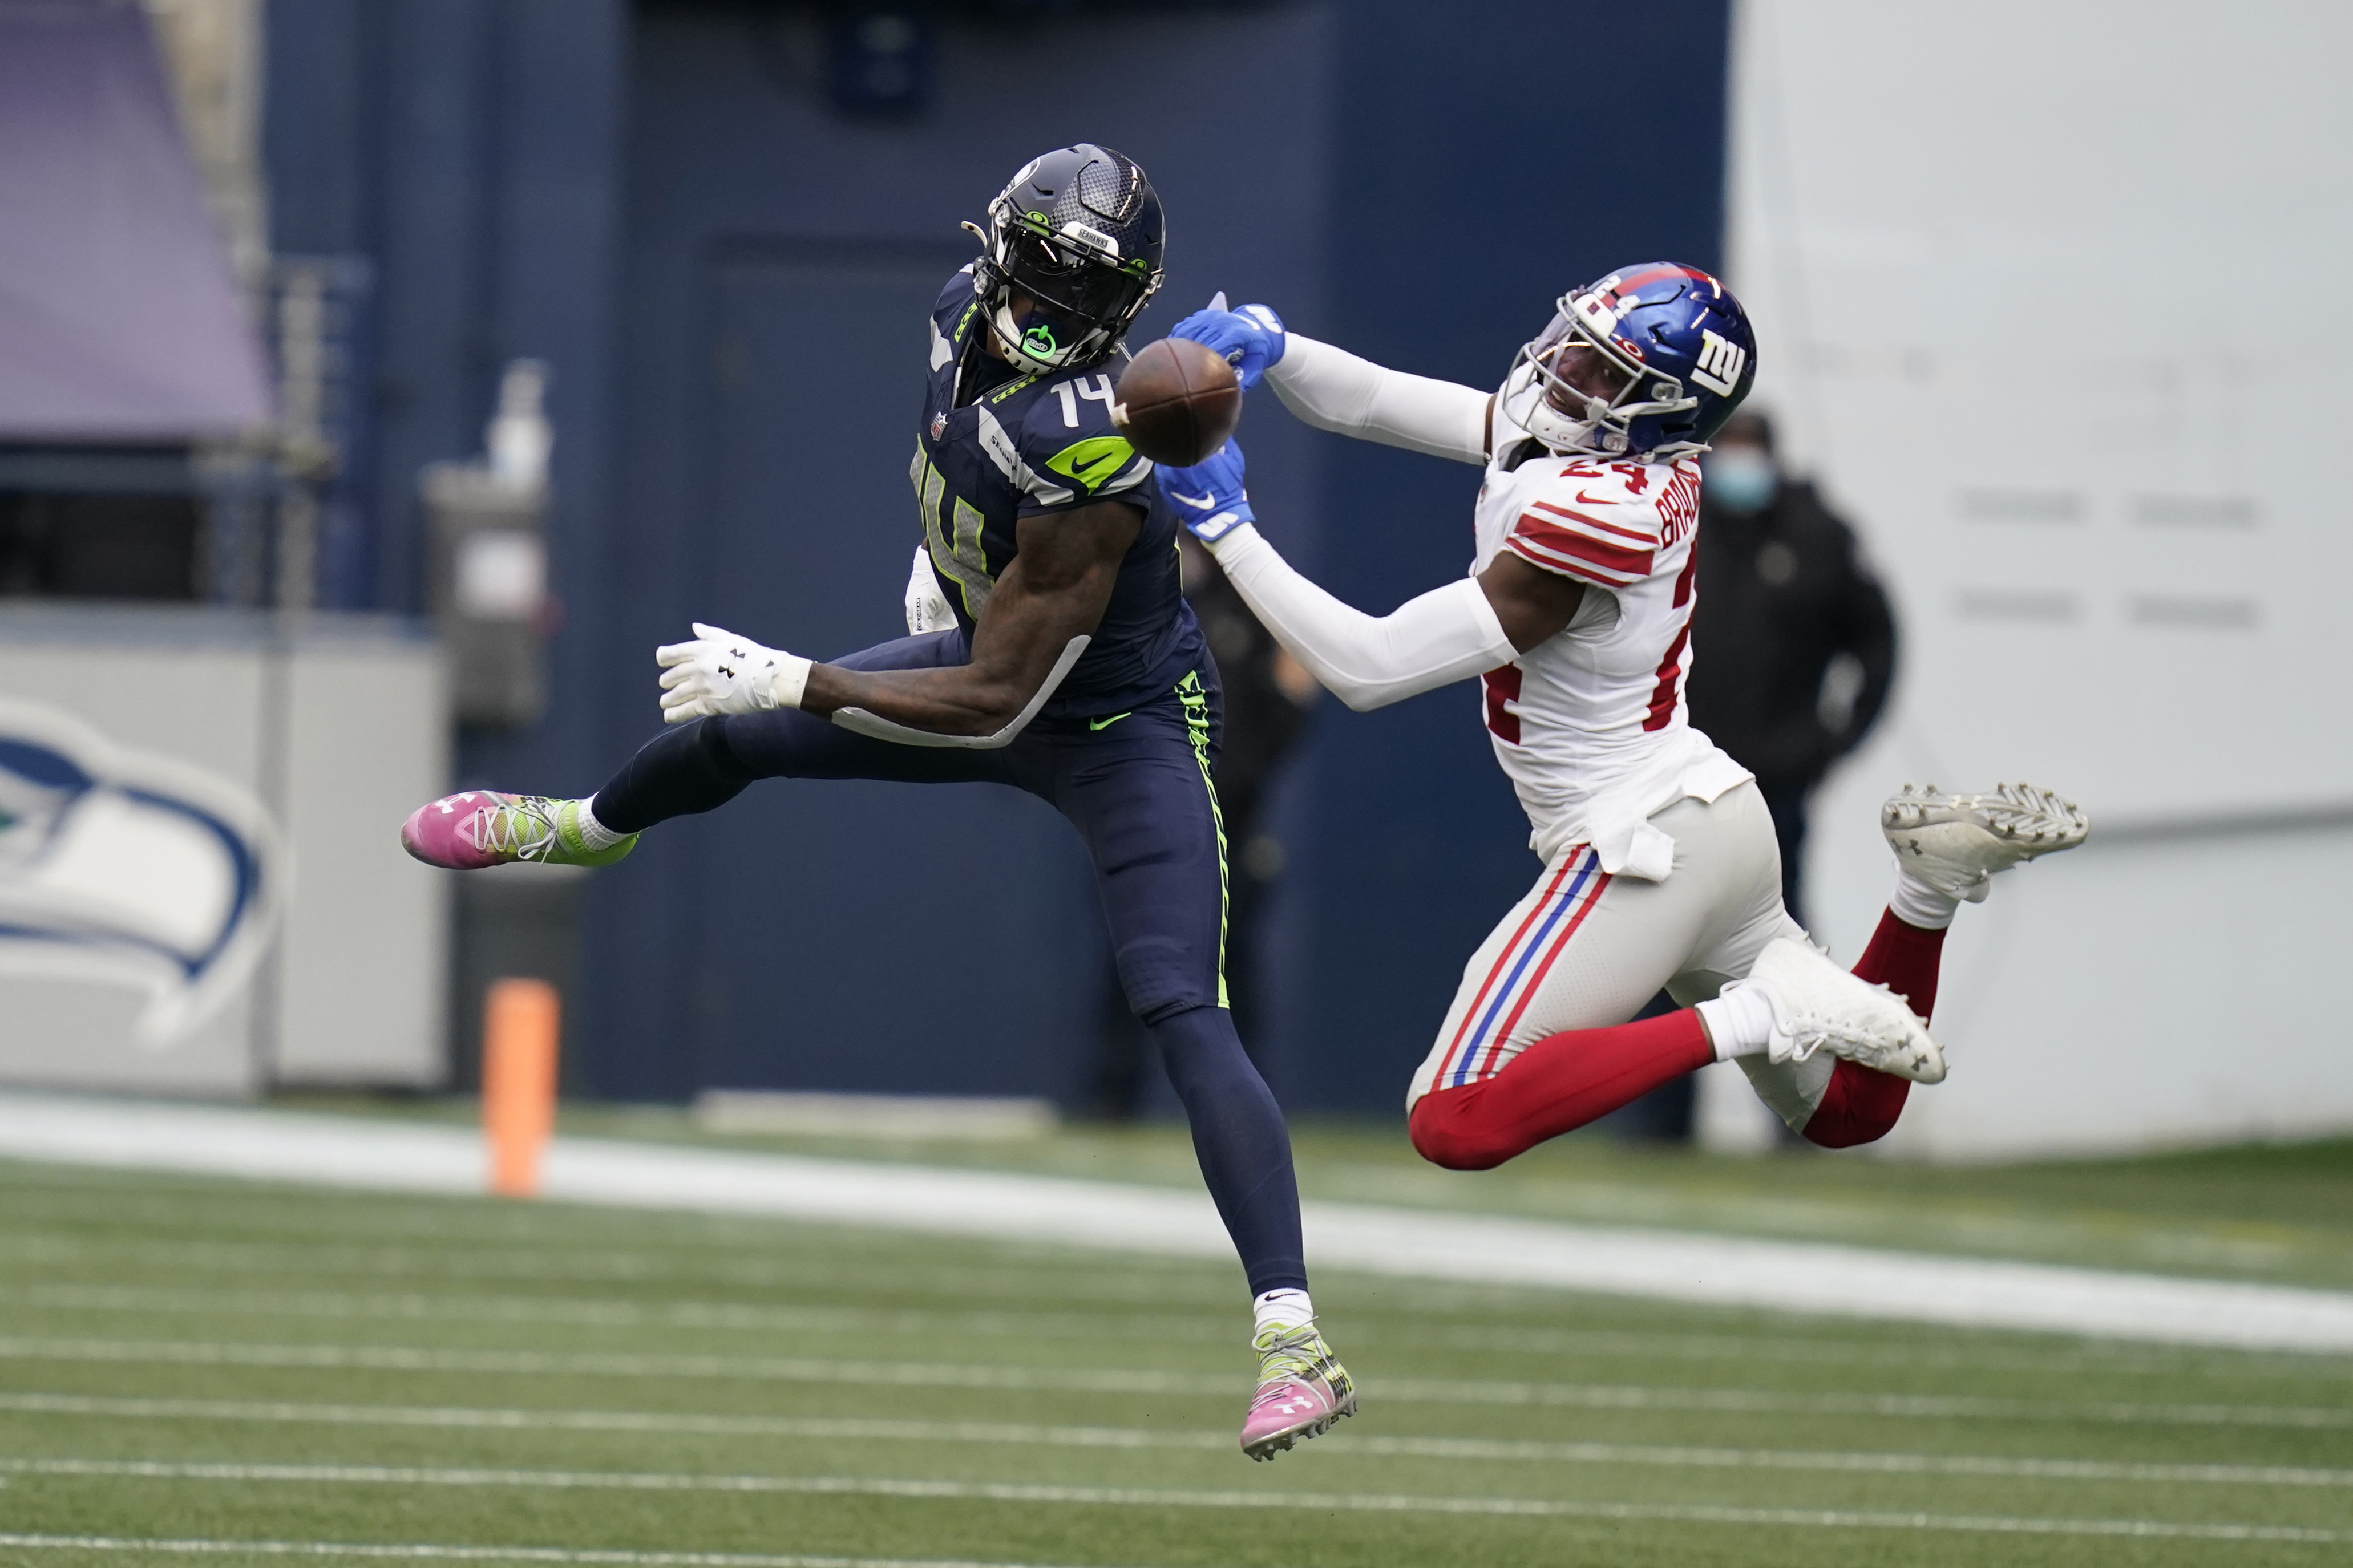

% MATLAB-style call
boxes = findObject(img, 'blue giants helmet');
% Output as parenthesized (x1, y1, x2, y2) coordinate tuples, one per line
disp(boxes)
(1501, 263, 1757, 461)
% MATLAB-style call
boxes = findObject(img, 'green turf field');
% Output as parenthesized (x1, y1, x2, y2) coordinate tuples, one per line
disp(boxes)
(292, 1097, 2353, 1291)
(2, 1129, 2350, 1568)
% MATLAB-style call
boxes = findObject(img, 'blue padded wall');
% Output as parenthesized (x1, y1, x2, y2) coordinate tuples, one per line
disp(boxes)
(1283, 0, 1732, 1110)
(262, 0, 1727, 1112)
(581, 2, 1338, 1101)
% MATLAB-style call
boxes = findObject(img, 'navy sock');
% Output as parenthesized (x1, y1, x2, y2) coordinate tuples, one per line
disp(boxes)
(589, 718, 754, 836)
(1149, 1004, 1308, 1297)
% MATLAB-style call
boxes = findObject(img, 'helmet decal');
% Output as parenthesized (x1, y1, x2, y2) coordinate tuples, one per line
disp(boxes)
(1506, 262, 1756, 461)
(1690, 330, 1748, 396)
(1062, 221, 1118, 258)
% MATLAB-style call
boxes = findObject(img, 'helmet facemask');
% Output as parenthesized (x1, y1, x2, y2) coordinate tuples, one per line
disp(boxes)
(972, 200, 1161, 375)
(1505, 291, 1704, 459)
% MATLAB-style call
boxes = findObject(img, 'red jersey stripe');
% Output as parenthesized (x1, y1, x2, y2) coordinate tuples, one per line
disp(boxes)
(1513, 514, 1655, 578)
(1505, 537, 1640, 587)
(1527, 500, 1657, 545)
(1506, 536, 1642, 587)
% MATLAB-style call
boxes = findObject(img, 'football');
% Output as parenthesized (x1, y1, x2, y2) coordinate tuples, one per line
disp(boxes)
(1112, 337, 1242, 467)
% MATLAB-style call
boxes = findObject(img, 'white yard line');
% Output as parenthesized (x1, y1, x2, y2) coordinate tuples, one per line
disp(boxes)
(0, 1463, 2339, 1545)
(0, 1539, 1083, 1568)
(1, 1284, 909, 1335)
(0, 1235, 1143, 1299)
(0, 1285, 1219, 1349)
(0, 1336, 2343, 1428)
(5, 1279, 2338, 1384)
(3, 1091, 2351, 1352)
(5, 1390, 2346, 1488)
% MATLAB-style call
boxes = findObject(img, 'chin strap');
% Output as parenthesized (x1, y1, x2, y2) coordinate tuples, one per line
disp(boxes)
(829, 635, 1090, 749)
(1498, 372, 1709, 465)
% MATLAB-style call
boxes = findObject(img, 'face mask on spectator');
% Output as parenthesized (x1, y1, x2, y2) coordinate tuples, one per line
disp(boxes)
(1704, 446, 1778, 513)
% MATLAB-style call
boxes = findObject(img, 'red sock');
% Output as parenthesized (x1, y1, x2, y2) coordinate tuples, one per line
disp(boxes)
(1853, 907, 1946, 1016)
(1409, 1012, 1713, 1170)
(1802, 910, 1947, 1149)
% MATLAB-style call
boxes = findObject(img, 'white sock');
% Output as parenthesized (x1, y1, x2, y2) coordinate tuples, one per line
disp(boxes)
(1252, 1288, 1313, 1340)
(1696, 983, 1775, 1060)
(573, 798, 626, 852)
(1890, 866, 1961, 930)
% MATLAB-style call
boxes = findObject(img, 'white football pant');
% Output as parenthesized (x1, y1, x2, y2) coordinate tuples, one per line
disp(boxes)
(1406, 780, 1834, 1131)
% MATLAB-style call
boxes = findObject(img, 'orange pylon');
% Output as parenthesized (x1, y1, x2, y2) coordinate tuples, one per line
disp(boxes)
(482, 978, 559, 1198)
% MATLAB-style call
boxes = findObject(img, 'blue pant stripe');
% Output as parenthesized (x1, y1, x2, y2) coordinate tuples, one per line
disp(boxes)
(1448, 851, 1598, 1087)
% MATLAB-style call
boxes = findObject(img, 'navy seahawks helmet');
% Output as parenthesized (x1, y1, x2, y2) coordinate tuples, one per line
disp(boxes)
(1502, 263, 1756, 461)
(968, 144, 1165, 374)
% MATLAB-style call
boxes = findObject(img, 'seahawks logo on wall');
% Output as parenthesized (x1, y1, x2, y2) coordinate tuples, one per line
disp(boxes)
(0, 699, 285, 1044)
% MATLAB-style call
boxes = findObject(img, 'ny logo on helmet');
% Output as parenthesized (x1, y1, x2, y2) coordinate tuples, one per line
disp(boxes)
(1691, 330, 1748, 396)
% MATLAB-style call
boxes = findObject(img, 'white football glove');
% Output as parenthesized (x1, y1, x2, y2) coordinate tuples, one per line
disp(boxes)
(903, 545, 956, 635)
(655, 622, 812, 724)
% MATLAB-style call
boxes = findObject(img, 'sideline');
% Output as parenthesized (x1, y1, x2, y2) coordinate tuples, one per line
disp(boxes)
(3, 1092, 2351, 1353)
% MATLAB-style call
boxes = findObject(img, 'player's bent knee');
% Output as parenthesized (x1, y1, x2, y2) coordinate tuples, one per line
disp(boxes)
(1408, 1090, 1510, 1172)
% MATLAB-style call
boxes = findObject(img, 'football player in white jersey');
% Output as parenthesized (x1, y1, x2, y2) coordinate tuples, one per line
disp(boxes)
(1158, 267, 2086, 1165)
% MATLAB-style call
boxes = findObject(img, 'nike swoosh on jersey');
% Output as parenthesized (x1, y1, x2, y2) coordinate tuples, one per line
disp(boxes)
(1089, 712, 1133, 731)
(1574, 490, 1619, 505)
(1169, 489, 1220, 511)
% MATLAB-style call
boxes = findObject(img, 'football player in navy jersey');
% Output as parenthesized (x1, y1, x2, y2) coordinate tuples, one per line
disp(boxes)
(400, 145, 1352, 1462)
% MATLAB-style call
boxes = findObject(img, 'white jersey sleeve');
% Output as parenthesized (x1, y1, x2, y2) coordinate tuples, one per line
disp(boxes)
(1470, 450, 1748, 877)
(1203, 524, 1514, 712)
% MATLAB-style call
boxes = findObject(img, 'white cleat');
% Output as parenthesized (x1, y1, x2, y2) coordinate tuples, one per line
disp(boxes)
(1737, 937, 1947, 1084)
(1881, 781, 2089, 902)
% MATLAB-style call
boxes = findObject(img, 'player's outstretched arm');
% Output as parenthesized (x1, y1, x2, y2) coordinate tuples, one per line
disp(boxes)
(1169, 300, 1491, 465)
(801, 500, 1140, 741)
(1161, 441, 1579, 712)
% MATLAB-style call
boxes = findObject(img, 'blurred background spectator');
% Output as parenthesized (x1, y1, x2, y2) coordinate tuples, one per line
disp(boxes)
(1685, 410, 1896, 927)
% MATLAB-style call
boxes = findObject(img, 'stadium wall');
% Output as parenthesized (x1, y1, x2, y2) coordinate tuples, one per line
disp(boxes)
(1719, 0, 2353, 1154)
(259, 0, 1733, 1113)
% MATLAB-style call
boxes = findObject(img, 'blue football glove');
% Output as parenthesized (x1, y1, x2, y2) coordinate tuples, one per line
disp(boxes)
(1167, 291, 1287, 391)
(1158, 438, 1254, 544)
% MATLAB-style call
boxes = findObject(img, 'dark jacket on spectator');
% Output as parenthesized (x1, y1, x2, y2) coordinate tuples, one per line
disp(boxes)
(1684, 479, 1896, 791)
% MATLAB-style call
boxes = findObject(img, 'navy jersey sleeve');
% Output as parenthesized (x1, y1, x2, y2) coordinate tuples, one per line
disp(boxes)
(994, 367, 1156, 518)
(928, 266, 982, 364)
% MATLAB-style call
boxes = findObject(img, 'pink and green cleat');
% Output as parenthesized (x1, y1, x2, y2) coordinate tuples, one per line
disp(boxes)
(1239, 1320, 1356, 1461)
(399, 792, 636, 870)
